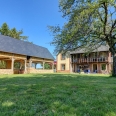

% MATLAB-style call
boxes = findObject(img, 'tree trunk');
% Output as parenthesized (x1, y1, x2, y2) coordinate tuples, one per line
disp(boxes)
(112, 55, 116, 77)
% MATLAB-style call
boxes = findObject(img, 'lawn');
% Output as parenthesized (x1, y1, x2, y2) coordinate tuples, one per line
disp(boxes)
(0, 74, 116, 116)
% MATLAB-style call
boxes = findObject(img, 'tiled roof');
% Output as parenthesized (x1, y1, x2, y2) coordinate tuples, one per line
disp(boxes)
(0, 35, 54, 60)
(70, 45, 109, 54)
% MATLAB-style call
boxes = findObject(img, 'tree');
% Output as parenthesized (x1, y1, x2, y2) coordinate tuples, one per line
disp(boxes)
(41, 63, 51, 69)
(0, 23, 28, 40)
(0, 60, 6, 69)
(49, 0, 116, 76)
(9, 28, 28, 40)
(0, 23, 9, 36)
(44, 63, 51, 69)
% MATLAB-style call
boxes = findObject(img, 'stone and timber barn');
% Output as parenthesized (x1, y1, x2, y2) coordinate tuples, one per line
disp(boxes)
(0, 35, 54, 74)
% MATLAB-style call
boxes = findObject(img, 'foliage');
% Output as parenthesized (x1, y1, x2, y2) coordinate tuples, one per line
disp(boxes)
(44, 63, 51, 69)
(0, 60, 6, 69)
(0, 74, 116, 115)
(9, 28, 28, 40)
(49, 0, 116, 75)
(49, 0, 116, 53)
(41, 63, 52, 69)
(0, 23, 9, 36)
(0, 23, 28, 40)
(101, 64, 106, 70)
(14, 62, 20, 69)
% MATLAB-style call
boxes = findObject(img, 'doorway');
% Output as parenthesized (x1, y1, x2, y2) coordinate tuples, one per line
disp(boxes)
(93, 64, 97, 73)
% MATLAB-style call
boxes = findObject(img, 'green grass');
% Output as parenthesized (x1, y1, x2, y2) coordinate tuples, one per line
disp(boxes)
(0, 74, 116, 116)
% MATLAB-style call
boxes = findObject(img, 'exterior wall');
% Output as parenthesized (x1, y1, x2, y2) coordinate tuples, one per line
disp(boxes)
(0, 69, 13, 74)
(57, 52, 70, 73)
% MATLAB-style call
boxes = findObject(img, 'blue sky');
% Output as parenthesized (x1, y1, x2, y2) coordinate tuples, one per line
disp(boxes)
(0, 0, 66, 58)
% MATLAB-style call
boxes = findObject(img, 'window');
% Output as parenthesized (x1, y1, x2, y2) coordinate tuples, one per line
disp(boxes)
(61, 53, 65, 60)
(61, 64, 65, 70)
(84, 54, 87, 58)
(100, 52, 106, 57)
(88, 54, 91, 58)
(101, 64, 106, 70)
(93, 52, 97, 57)
(77, 54, 80, 58)
(95, 53, 97, 57)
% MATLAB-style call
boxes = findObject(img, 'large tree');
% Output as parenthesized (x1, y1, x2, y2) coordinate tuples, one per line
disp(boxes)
(0, 23, 28, 40)
(49, 0, 116, 76)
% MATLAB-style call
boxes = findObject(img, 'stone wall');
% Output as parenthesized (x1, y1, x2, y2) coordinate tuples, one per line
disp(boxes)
(57, 70, 70, 73)
(28, 68, 54, 74)
(0, 69, 13, 74)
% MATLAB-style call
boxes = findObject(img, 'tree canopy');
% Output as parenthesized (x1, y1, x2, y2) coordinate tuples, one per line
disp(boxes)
(49, 0, 116, 54)
(0, 23, 9, 36)
(49, 0, 116, 76)
(0, 23, 28, 40)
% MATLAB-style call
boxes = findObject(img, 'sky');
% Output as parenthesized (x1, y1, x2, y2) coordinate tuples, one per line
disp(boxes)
(0, 0, 66, 58)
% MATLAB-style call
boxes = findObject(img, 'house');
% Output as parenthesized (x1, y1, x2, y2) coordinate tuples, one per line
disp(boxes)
(57, 45, 113, 74)
(0, 35, 54, 74)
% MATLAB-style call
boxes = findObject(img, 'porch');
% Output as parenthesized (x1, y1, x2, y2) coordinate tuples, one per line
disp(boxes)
(70, 63, 110, 74)
(0, 52, 54, 74)
(0, 54, 27, 74)
(71, 57, 108, 63)
(27, 58, 54, 74)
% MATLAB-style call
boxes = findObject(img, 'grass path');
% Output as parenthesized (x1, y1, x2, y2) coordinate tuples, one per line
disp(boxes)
(0, 74, 116, 116)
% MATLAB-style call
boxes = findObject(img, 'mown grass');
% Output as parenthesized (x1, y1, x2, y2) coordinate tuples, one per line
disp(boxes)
(0, 73, 116, 116)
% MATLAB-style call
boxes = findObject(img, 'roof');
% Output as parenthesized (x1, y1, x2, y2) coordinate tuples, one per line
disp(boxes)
(0, 35, 54, 60)
(70, 45, 109, 54)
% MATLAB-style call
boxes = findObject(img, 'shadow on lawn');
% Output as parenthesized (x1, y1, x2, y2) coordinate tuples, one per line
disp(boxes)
(0, 74, 116, 115)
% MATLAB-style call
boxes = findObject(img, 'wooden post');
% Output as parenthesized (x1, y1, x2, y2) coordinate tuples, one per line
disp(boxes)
(11, 57, 14, 74)
(29, 60, 32, 68)
(43, 62, 45, 70)
(35, 63, 37, 69)
(70, 63, 72, 73)
(52, 62, 54, 70)
(25, 59, 27, 73)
